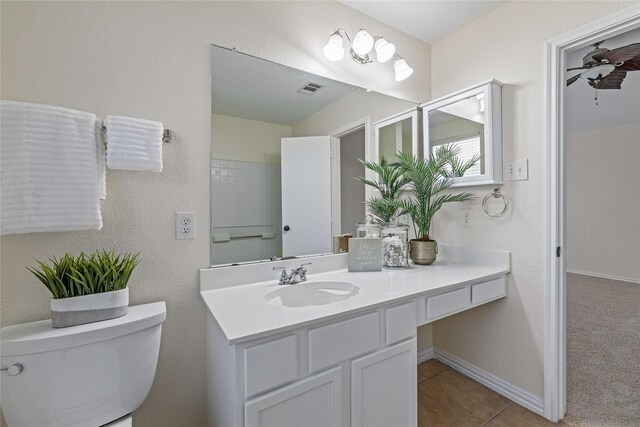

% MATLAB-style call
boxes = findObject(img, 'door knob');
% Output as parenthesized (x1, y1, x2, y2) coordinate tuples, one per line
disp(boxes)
(283, 225, 290, 231)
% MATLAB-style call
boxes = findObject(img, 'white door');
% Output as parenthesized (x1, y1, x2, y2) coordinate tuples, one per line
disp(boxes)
(351, 339, 417, 427)
(244, 366, 342, 427)
(281, 136, 333, 257)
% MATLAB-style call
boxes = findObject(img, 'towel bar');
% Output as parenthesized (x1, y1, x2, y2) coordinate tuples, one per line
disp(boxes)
(100, 125, 172, 143)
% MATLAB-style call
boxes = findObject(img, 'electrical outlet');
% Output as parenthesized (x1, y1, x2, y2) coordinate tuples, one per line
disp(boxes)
(507, 158, 528, 181)
(462, 208, 472, 227)
(176, 212, 195, 240)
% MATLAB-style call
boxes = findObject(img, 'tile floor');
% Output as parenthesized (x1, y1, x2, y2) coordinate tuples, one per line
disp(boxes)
(418, 359, 560, 426)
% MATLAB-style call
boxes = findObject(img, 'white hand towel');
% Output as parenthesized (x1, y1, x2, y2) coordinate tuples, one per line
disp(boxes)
(0, 100, 103, 235)
(96, 120, 106, 200)
(104, 115, 163, 172)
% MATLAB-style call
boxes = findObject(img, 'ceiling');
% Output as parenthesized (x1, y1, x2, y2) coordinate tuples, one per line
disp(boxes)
(565, 28, 640, 134)
(211, 46, 358, 126)
(339, 1, 507, 44)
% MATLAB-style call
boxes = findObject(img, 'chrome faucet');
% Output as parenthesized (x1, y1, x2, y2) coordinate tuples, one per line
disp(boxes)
(273, 263, 312, 285)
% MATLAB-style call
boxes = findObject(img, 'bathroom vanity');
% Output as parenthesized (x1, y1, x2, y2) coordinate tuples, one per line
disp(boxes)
(200, 245, 510, 427)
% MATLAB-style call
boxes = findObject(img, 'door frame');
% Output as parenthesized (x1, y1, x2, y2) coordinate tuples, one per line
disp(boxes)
(543, 4, 640, 421)
(330, 117, 371, 236)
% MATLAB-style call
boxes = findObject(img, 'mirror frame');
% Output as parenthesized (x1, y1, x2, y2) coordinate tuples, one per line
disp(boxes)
(421, 79, 503, 188)
(373, 107, 423, 162)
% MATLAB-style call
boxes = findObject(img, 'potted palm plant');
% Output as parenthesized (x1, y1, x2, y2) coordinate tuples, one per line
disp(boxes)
(28, 250, 139, 328)
(395, 145, 478, 265)
(358, 156, 409, 224)
(358, 156, 412, 268)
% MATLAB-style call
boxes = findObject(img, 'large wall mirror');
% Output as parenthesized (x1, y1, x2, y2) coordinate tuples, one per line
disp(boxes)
(210, 45, 417, 267)
(422, 80, 503, 188)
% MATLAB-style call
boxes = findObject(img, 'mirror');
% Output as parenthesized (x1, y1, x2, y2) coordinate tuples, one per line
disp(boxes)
(210, 45, 418, 267)
(374, 108, 422, 161)
(422, 80, 503, 187)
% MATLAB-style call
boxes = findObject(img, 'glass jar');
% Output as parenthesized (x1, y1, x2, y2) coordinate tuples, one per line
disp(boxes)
(381, 220, 409, 269)
(356, 215, 381, 239)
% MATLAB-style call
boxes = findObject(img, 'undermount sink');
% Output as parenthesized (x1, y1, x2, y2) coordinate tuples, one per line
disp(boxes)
(263, 281, 359, 308)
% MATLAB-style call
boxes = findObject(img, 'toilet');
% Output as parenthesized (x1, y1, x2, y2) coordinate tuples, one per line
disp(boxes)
(0, 301, 166, 427)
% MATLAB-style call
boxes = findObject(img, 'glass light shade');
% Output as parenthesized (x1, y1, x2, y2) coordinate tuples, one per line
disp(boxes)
(582, 64, 615, 80)
(394, 58, 414, 81)
(374, 38, 395, 63)
(323, 34, 345, 61)
(352, 29, 374, 55)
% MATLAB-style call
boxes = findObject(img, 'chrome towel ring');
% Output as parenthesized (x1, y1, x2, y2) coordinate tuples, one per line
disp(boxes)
(482, 188, 508, 217)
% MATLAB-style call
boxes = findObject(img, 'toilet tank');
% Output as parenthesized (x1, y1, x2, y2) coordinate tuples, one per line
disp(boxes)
(1, 301, 166, 427)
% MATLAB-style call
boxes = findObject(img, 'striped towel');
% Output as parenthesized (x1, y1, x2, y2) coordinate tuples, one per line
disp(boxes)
(104, 115, 163, 172)
(0, 100, 103, 235)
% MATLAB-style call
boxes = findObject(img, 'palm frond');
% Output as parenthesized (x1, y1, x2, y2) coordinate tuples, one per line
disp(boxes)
(394, 146, 478, 240)
(358, 155, 410, 223)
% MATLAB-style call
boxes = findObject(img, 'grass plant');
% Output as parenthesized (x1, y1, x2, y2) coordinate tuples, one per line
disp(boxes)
(27, 250, 139, 299)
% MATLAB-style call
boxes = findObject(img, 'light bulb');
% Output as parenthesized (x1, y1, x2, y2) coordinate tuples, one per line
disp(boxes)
(394, 58, 413, 82)
(374, 38, 395, 63)
(352, 29, 374, 55)
(582, 64, 615, 80)
(323, 33, 344, 61)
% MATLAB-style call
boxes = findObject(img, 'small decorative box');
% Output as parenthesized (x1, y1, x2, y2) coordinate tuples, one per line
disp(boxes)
(348, 238, 383, 272)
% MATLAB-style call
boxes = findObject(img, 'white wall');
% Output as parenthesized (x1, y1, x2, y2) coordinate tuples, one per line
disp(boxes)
(0, 2, 430, 426)
(293, 89, 418, 136)
(566, 123, 640, 283)
(428, 0, 636, 400)
(211, 114, 291, 164)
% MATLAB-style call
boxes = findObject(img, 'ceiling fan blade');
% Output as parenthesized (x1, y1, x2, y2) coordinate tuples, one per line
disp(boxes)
(615, 57, 640, 72)
(566, 74, 581, 86)
(589, 70, 627, 90)
(592, 43, 640, 63)
(566, 65, 590, 72)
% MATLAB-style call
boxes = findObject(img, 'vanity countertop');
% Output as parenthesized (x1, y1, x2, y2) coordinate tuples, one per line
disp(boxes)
(200, 245, 510, 345)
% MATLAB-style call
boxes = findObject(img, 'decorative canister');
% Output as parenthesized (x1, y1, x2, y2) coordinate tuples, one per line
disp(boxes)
(381, 220, 409, 269)
(356, 215, 381, 239)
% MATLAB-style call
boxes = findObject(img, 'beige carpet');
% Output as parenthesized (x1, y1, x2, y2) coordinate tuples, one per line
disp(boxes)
(564, 273, 640, 427)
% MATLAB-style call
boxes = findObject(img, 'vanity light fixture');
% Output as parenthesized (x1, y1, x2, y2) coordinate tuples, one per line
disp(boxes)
(323, 28, 413, 81)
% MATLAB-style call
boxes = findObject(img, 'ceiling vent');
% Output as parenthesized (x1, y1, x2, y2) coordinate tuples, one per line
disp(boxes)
(297, 82, 324, 96)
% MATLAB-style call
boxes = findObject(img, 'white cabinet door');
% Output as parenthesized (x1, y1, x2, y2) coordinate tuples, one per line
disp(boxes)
(244, 366, 342, 427)
(351, 339, 417, 427)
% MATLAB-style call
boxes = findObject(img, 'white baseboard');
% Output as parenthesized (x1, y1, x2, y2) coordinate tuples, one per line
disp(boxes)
(417, 346, 544, 417)
(566, 269, 640, 284)
(417, 346, 434, 364)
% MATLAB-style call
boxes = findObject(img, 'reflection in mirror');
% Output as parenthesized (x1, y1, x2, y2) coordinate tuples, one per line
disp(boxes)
(428, 94, 485, 177)
(422, 80, 503, 188)
(210, 45, 417, 267)
(375, 108, 422, 162)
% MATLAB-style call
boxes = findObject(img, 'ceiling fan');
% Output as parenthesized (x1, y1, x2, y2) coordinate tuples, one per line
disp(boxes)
(566, 41, 640, 90)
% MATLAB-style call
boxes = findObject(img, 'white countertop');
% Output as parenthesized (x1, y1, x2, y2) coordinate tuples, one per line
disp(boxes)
(200, 245, 510, 345)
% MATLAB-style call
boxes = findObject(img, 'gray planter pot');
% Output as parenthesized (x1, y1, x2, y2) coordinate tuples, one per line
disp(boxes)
(409, 240, 438, 265)
(50, 288, 129, 328)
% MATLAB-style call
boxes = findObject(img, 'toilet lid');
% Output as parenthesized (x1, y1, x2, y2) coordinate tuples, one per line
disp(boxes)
(1, 301, 166, 357)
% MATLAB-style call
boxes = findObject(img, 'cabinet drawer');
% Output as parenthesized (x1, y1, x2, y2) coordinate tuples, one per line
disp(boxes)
(425, 287, 470, 321)
(472, 277, 506, 304)
(244, 334, 298, 397)
(308, 312, 379, 372)
(385, 301, 416, 345)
